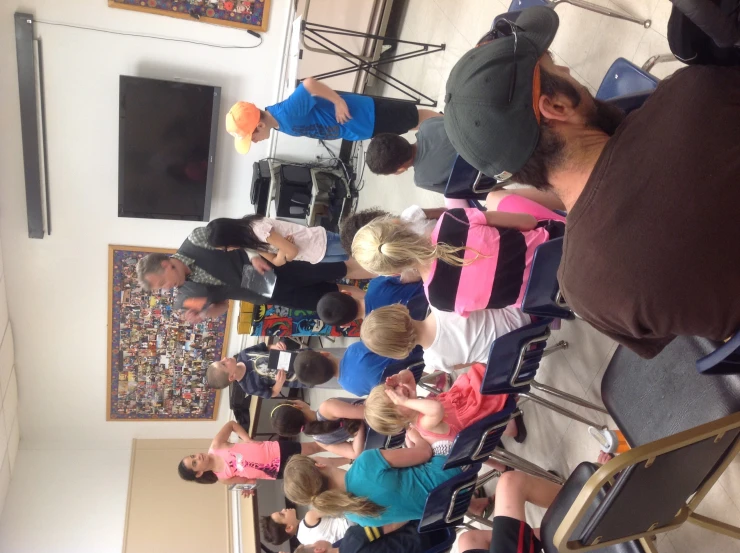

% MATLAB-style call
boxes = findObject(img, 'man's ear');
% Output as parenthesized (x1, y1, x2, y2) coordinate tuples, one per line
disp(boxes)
(228, 372, 237, 382)
(161, 259, 170, 270)
(538, 93, 576, 122)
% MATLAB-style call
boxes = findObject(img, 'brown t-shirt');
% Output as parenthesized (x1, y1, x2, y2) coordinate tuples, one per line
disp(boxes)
(559, 65, 740, 359)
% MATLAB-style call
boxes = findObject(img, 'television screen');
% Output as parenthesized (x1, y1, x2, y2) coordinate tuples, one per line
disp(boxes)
(118, 76, 220, 221)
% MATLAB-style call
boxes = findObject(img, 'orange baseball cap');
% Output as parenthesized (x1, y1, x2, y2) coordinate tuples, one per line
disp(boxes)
(225, 102, 261, 154)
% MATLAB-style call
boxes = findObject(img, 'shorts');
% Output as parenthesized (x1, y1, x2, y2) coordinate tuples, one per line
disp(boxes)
(372, 98, 419, 136)
(276, 439, 302, 479)
(320, 231, 350, 263)
(480, 516, 542, 553)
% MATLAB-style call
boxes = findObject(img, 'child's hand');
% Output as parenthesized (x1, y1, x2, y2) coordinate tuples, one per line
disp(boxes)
(404, 426, 423, 447)
(334, 98, 352, 124)
(284, 234, 295, 244)
(289, 399, 311, 412)
(241, 488, 256, 498)
(385, 387, 408, 406)
(385, 374, 399, 388)
(274, 369, 287, 387)
(183, 309, 207, 324)
(269, 341, 287, 351)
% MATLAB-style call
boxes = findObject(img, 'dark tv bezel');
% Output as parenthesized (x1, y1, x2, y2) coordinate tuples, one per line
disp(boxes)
(117, 75, 220, 222)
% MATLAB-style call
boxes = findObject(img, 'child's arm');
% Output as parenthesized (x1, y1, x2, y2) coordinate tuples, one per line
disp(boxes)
(317, 398, 365, 421)
(422, 208, 447, 219)
(318, 441, 360, 460)
(483, 211, 538, 231)
(302, 77, 352, 124)
(341, 285, 366, 301)
(212, 421, 252, 448)
(266, 230, 300, 266)
(271, 369, 287, 397)
(258, 251, 278, 263)
(385, 388, 445, 431)
(380, 427, 432, 467)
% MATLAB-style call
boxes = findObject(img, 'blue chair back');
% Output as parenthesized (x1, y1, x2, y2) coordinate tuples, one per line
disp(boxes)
(443, 155, 495, 200)
(363, 422, 406, 450)
(508, 0, 548, 9)
(482, 318, 552, 395)
(381, 346, 425, 381)
(418, 465, 482, 533)
(696, 331, 740, 375)
(444, 396, 518, 469)
(522, 237, 574, 320)
(407, 293, 430, 321)
(596, 58, 659, 101)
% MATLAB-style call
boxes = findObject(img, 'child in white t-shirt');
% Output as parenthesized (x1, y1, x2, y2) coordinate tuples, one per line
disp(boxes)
(360, 303, 531, 374)
(261, 508, 353, 547)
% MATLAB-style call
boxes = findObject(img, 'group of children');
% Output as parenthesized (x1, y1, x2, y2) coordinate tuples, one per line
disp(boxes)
(175, 19, 581, 553)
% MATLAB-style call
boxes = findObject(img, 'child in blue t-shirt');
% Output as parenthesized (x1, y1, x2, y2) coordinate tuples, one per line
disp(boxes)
(224, 80, 442, 154)
(316, 278, 427, 327)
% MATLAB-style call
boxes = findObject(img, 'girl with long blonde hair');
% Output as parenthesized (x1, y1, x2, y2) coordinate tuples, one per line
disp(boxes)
(351, 207, 565, 317)
(282, 428, 491, 526)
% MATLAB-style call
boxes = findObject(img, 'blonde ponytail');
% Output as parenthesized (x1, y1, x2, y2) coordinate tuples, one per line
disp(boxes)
(351, 217, 489, 276)
(364, 384, 412, 435)
(283, 455, 385, 518)
(360, 304, 417, 359)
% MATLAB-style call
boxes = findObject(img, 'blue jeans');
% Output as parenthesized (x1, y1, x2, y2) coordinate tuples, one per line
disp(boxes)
(320, 231, 349, 263)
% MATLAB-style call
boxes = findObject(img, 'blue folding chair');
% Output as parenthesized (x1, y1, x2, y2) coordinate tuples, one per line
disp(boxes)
(444, 155, 498, 201)
(522, 237, 575, 321)
(596, 58, 659, 107)
(423, 528, 456, 553)
(363, 422, 406, 451)
(418, 465, 487, 532)
(482, 319, 612, 436)
(444, 396, 564, 485)
(507, 0, 650, 27)
(406, 292, 430, 321)
(696, 330, 740, 375)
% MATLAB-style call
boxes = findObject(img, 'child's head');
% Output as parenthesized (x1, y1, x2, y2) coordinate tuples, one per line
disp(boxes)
(351, 217, 436, 276)
(339, 208, 392, 254)
(226, 101, 271, 154)
(271, 403, 361, 438)
(206, 357, 240, 389)
(295, 542, 334, 553)
(283, 455, 384, 518)
(260, 508, 299, 545)
(178, 452, 219, 484)
(294, 350, 336, 386)
(360, 304, 417, 359)
(364, 385, 414, 435)
(366, 134, 414, 175)
(206, 215, 269, 251)
(317, 291, 359, 326)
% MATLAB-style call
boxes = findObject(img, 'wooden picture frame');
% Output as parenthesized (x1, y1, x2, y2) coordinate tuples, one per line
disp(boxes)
(107, 245, 232, 421)
(109, 0, 272, 33)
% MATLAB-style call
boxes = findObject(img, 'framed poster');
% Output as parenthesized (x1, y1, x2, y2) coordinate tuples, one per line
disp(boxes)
(107, 245, 231, 421)
(109, 0, 271, 33)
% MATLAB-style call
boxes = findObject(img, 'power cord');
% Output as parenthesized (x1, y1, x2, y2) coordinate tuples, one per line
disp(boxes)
(32, 18, 262, 49)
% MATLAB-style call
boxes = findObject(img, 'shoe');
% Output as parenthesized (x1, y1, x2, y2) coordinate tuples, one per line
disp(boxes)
(514, 409, 527, 444)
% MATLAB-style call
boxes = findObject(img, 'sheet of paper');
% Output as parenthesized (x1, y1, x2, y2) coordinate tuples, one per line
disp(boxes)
(276, 351, 292, 371)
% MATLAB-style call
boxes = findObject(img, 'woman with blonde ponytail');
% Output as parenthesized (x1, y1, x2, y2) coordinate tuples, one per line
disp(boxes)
(283, 428, 481, 526)
(351, 207, 565, 317)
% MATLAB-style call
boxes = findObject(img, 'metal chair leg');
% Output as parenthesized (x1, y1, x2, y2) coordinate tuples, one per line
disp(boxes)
(543, 340, 568, 357)
(531, 381, 609, 414)
(641, 53, 677, 72)
(521, 391, 609, 433)
(490, 448, 565, 485)
(553, 0, 651, 28)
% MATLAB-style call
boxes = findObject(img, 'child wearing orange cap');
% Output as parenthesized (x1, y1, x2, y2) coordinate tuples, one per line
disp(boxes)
(226, 78, 441, 153)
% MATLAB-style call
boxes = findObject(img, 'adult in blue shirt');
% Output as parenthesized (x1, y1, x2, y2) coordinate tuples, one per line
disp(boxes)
(316, 277, 427, 327)
(293, 342, 422, 397)
(224, 79, 441, 154)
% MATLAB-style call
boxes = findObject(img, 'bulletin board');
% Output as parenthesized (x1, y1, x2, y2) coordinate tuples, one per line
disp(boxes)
(107, 245, 231, 421)
(109, 0, 272, 33)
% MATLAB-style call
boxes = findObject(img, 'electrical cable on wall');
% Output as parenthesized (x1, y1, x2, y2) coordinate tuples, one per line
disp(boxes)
(32, 18, 262, 49)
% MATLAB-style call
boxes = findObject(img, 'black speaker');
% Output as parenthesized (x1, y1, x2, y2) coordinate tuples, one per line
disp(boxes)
(276, 164, 313, 218)
(250, 160, 271, 215)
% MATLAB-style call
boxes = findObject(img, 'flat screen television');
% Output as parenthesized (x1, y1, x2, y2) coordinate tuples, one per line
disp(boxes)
(118, 76, 220, 221)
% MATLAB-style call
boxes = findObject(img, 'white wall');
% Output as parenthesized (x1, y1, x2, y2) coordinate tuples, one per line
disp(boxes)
(0, 0, 297, 550)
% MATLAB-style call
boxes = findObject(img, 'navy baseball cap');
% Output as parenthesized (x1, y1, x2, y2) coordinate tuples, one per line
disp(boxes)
(444, 7, 560, 181)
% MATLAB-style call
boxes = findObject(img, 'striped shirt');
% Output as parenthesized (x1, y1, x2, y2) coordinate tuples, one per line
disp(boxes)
(424, 208, 564, 317)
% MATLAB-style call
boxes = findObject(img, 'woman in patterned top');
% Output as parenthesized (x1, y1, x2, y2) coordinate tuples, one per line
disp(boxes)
(178, 421, 345, 490)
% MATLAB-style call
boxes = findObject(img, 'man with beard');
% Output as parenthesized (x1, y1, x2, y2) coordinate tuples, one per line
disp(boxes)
(443, 7, 740, 359)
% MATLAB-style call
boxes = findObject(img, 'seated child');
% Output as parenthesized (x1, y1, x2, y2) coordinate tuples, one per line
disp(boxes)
(317, 276, 424, 327)
(178, 421, 335, 486)
(261, 507, 353, 546)
(364, 364, 524, 458)
(296, 520, 442, 553)
(360, 303, 530, 374)
(283, 428, 492, 527)
(339, 206, 444, 253)
(351, 208, 565, 316)
(206, 341, 307, 399)
(294, 344, 420, 397)
(271, 399, 366, 459)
